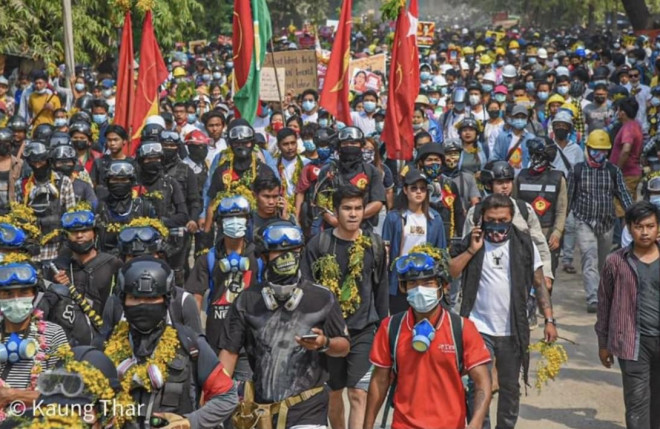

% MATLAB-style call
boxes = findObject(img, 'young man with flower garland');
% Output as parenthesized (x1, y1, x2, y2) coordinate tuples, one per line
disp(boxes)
(313, 126, 386, 232)
(17, 140, 76, 263)
(106, 256, 238, 428)
(301, 185, 389, 429)
(276, 127, 309, 218)
(0, 261, 69, 415)
(219, 220, 350, 429)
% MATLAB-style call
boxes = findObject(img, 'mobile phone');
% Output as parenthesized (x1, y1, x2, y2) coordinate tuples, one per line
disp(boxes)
(301, 334, 319, 340)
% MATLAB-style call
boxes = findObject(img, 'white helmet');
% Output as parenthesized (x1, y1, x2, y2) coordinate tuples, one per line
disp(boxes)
(502, 64, 517, 78)
(145, 115, 166, 128)
(556, 66, 570, 77)
(537, 48, 548, 59)
(432, 75, 447, 87)
(552, 110, 573, 126)
(483, 72, 496, 83)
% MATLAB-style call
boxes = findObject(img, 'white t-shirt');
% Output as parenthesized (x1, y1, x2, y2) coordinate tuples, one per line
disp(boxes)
(280, 157, 298, 197)
(400, 211, 428, 255)
(470, 240, 543, 336)
(301, 112, 318, 124)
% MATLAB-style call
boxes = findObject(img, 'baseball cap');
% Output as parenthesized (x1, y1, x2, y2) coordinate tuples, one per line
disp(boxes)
(511, 104, 529, 117)
(403, 168, 427, 186)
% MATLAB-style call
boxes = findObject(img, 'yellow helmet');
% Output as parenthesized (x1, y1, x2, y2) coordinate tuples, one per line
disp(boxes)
(586, 129, 612, 150)
(463, 46, 475, 55)
(560, 102, 578, 118)
(173, 67, 186, 78)
(509, 40, 520, 49)
(479, 54, 492, 65)
(546, 94, 566, 108)
(475, 45, 486, 54)
(495, 47, 506, 56)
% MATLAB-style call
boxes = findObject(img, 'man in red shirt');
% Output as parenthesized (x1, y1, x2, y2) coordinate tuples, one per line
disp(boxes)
(364, 252, 492, 429)
(611, 96, 643, 215)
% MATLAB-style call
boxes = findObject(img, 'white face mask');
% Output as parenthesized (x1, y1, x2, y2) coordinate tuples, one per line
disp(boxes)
(221, 216, 247, 238)
(0, 297, 33, 323)
(406, 286, 440, 313)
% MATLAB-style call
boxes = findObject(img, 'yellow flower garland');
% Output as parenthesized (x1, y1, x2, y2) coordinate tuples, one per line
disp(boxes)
(55, 344, 116, 402)
(278, 156, 303, 214)
(407, 244, 452, 282)
(0, 203, 40, 240)
(312, 234, 371, 318)
(66, 201, 92, 213)
(528, 340, 568, 393)
(443, 183, 455, 239)
(209, 184, 257, 218)
(107, 217, 170, 239)
(143, 190, 164, 200)
(0, 251, 32, 264)
(40, 229, 62, 245)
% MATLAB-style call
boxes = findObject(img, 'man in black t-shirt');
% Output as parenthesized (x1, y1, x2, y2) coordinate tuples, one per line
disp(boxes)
(301, 185, 389, 429)
(219, 220, 349, 428)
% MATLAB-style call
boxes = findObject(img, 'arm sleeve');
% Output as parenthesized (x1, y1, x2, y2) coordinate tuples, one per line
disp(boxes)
(525, 204, 553, 279)
(369, 317, 393, 368)
(613, 166, 633, 210)
(462, 318, 492, 371)
(451, 182, 465, 238)
(322, 293, 350, 339)
(373, 240, 390, 320)
(185, 256, 211, 296)
(217, 297, 247, 354)
(368, 166, 387, 204)
(163, 180, 189, 227)
(551, 176, 568, 237)
(182, 293, 203, 334)
(595, 255, 615, 349)
(186, 167, 202, 221)
(299, 237, 318, 282)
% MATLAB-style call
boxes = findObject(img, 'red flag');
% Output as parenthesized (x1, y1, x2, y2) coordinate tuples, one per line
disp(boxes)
(129, 11, 168, 156)
(232, 0, 254, 97)
(319, 0, 353, 126)
(113, 11, 134, 154)
(383, 0, 419, 161)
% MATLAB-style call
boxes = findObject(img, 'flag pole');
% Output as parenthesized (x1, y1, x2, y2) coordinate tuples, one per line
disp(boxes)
(269, 39, 284, 111)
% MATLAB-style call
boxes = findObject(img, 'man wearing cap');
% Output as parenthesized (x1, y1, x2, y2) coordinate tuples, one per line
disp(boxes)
(364, 251, 492, 429)
(492, 104, 536, 175)
(27, 70, 61, 128)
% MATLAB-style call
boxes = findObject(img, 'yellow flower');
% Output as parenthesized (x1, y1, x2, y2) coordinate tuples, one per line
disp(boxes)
(528, 340, 569, 393)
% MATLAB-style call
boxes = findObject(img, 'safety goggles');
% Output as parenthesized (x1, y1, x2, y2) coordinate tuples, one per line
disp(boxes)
(61, 210, 95, 230)
(218, 196, 250, 214)
(228, 125, 254, 141)
(37, 369, 85, 398)
(0, 263, 38, 286)
(262, 225, 304, 247)
(23, 142, 49, 158)
(51, 145, 77, 160)
(108, 161, 136, 177)
(394, 253, 436, 275)
(0, 223, 27, 247)
(159, 130, 180, 143)
(118, 226, 160, 244)
(337, 127, 364, 143)
(137, 142, 163, 158)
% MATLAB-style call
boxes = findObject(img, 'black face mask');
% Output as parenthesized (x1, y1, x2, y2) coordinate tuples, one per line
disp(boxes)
(488, 110, 500, 120)
(140, 161, 163, 183)
(55, 162, 75, 177)
(187, 145, 208, 164)
(31, 163, 50, 182)
(594, 96, 607, 104)
(554, 128, 569, 141)
(265, 251, 301, 285)
(68, 239, 95, 254)
(72, 140, 89, 151)
(232, 144, 252, 160)
(339, 145, 363, 166)
(0, 143, 10, 157)
(108, 182, 132, 199)
(483, 221, 512, 243)
(124, 302, 167, 335)
(162, 148, 178, 165)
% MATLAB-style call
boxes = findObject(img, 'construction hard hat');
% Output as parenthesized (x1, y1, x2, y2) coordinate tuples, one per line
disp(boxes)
(552, 111, 574, 127)
(173, 67, 186, 78)
(586, 129, 612, 150)
(546, 94, 566, 107)
(495, 47, 506, 56)
(537, 48, 548, 59)
(479, 54, 493, 65)
(483, 72, 496, 83)
(502, 64, 517, 78)
(463, 46, 475, 56)
(475, 45, 486, 54)
(509, 40, 520, 49)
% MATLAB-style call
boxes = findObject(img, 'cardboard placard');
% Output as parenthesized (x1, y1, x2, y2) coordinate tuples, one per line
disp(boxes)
(263, 50, 318, 96)
(260, 67, 287, 101)
(417, 21, 435, 47)
(188, 39, 207, 54)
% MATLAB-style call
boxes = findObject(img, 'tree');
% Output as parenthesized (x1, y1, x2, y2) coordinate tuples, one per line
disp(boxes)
(621, 0, 651, 29)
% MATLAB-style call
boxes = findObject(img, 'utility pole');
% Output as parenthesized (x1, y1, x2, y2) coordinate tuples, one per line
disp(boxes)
(62, 0, 75, 87)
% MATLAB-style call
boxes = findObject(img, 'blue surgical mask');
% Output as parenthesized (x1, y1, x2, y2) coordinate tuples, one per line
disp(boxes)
(336, 121, 346, 130)
(376, 121, 384, 132)
(407, 286, 440, 313)
(537, 91, 549, 101)
(510, 49, 519, 55)
(420, 71, 431, 81)
(440, 87, 448, 95)
(412, 123, 424, 131)
(650, 195, 660, 208)
(221, 216, 247, 238)
(481, 84, 493, 93)
(35, 88, 47, 95)
(54, 118, 68, 128)
(364, 101, 377, 113)
(528, 57, 537, 64)
(593, 80, 607, 86)
(511, 118, 527, 130)
(102, 89, 112, 98)
(526, 81, 535, 91)
(202, 74, 212, 82)
(303, 140, 316, 152)
(187, 113, 197, 124)
(317, 146, 332, 161)
(496, 60, 505, 67)
(428, 97, 439, 105)
(0, 297, 33, 324)
(74, 83, 85, 92)
(226, 61, 234, 69)
(213, 72, 222, 80)
(557, 86, 569, 96)
(652, 97, 660, 107)
(92, 114, 107, 125)
(494, 94, 506, 103)
(302, 100, 316, 112)
(319, 119, 329, 127)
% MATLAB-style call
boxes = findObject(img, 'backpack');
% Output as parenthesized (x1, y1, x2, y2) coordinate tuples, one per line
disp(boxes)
(385, 310, 464, 407)
(316, 229, 384, 287)
(472, 198, 529, 224)
(206, 247, 263, 314)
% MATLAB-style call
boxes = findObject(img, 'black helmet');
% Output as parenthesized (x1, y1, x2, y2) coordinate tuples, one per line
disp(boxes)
(458, 117, 479, 131)
(467, 80, 482, 93)
(51, 144, 77, 161)
(137, 141, 163, 159)
(69, 121, 92, 138)
(227, 119, 255, 144)
(118, 226, 163, 258)
(141, 123, 164, 142)
(7, 115, 27, 132)
(646, 176, 660, 195)
(337, 126, 364, 144)
(481, 160, 514, 188)
(106, 160, 137, 182)
(75, 94, 94, 112)
(415, 142, 444, 163)
(313, 127, 335, 146)
(118, 256, 173, 299)
(71, 346, 121, 393)
(70, 111, 92, 125)
(48, 131, 71, 149)
(442, 138, 463, 153)
(32, 124, 54, 141)
(0, 128, 12, 144)
(526, 137, 557, 162)
(394, 252, 451, 285)
(23, 141, 50, 163)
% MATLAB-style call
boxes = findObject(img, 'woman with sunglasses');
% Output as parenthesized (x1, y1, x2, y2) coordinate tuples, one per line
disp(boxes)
(382, 168, 447, 314)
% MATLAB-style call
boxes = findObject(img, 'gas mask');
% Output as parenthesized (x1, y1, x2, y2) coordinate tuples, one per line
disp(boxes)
(412, 319, 435, 352)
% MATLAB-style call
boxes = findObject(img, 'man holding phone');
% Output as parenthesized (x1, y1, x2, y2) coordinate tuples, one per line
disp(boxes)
(450, 194, 558, 429)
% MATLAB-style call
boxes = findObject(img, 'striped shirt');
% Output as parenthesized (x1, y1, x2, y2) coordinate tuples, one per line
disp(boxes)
(595, 245, 658, 361)
(567, 162, 633, 234)
(0, 321, 68, 389)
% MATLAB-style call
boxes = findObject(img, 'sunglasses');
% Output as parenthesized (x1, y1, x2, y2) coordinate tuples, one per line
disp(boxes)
(408, 185, 427, 193)
(629, 73, 640, 78)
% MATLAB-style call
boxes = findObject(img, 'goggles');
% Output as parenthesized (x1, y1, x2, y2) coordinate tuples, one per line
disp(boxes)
(23, 142, 49, 158)
(394, 253, 436, 275)
(118, 226, 160, 244)
(0, 223, 27, 247)
(337, 127, 364, 143)
(228, 125, 254, 141)
(61, 210, 95, 230)
(37, 370, 85, 398)
(51, 145, 77, 160)
(0, 263, 38, 286)
(137, 142, 163, 158)
(159, 130, 180, 144)
(262, 224, 304, 247)
(108, 161, 136, 177)
(218, 196, 250, 215)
